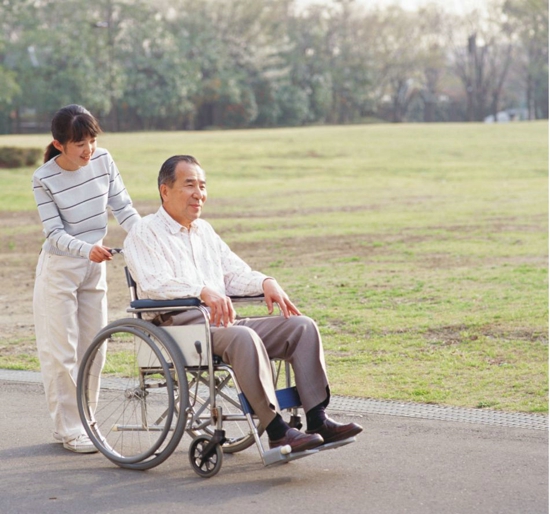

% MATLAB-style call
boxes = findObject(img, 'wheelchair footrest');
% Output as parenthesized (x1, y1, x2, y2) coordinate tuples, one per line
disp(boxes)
(316, 436, 356, 451)
(262, 446, 319, 467)
(262, 437, 356, 467)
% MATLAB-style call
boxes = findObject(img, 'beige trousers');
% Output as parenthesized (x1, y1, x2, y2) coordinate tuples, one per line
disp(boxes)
(164, 312, 330, 427)
(33, 251, 107, 441)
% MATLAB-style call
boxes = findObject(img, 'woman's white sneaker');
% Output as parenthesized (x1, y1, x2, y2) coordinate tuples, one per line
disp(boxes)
(63, 434, 98, 453)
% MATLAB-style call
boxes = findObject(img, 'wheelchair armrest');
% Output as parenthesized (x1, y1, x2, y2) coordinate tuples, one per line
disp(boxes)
(129, 295, 262, 311)
(229, 295, 265, 303)
(129, 298, 201, 310)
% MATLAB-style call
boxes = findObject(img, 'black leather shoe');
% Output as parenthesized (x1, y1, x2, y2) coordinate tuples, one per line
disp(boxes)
(269, 428, 324, 452)
(306, 418, 363, 444)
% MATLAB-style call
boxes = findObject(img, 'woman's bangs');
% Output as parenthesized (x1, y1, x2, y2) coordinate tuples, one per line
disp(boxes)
(70, 115, 101, 142)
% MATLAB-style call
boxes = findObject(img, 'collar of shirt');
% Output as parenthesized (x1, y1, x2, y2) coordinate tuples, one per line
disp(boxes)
(158, 205, 200, 235)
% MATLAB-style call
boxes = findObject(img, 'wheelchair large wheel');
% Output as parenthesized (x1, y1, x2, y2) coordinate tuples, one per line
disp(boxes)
(186, 367, 264, 454)
(77, 318, 189, 470)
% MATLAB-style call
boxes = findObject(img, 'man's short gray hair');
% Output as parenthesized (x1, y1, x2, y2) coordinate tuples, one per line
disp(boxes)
(157, 155, 202, 202)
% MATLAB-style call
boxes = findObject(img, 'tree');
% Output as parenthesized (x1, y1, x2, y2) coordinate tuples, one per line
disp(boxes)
(327, 0, 373, 123)
(415, 5, 448, 122)
(504, 0, 549, 119)
(277, 3, 332, 125)
(1, 0, 116, 125)
(0, 0, 544, 131)
(115, 2, 198, 130)
(370, 6, 423, 122)
(277, 0, 373, 125)
(449, 4, 515, 121)
(0, 0, 42, 131)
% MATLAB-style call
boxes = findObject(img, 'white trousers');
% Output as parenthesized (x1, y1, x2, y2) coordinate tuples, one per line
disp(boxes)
(33, 252, 107, 441)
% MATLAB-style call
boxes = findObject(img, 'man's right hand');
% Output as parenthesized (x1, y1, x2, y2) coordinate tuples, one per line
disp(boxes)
(200, 286, 236, 327)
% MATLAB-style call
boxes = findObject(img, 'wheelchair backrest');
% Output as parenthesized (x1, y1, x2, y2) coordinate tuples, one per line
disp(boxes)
(124, 266, 139, 303)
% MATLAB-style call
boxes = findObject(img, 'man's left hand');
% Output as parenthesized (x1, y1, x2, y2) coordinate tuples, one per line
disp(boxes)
(262, 278, 302, 318)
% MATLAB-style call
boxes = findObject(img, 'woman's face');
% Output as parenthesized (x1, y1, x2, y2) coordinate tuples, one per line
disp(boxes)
(53, 135, 97, 171)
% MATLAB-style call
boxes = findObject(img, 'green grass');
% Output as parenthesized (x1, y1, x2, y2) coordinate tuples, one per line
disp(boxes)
(0, 352, 40, 370)
(0, 121, 547, 413)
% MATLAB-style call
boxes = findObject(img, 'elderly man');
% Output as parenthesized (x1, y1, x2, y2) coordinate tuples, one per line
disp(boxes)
(123, 155, 362, 453)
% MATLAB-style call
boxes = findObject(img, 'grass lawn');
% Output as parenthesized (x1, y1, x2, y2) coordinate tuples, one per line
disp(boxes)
(0, 121, 547, 413)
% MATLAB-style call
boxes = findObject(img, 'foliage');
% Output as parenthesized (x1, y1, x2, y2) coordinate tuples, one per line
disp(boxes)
(448, 4, 516, 122)
(0, 146, 42, 168)
(0, 0, 547, 132)
(503, 0, 549, 119)
(0, 40, 20, 109)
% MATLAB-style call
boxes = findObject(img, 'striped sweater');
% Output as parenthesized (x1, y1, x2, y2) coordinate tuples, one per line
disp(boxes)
(32, 147, 140, 259)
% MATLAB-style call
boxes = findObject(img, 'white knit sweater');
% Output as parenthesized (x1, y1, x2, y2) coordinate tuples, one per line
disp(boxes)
(32, 147, 139, 259)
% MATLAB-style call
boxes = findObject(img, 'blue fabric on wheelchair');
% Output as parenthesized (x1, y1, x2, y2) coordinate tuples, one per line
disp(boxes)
(239, 386, 302, 415)
(276, 387, 302, 410)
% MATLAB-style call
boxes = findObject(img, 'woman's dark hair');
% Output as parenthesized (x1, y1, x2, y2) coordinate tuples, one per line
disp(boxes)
(158, 155, 202, 202)
(43, 104, 102, 162)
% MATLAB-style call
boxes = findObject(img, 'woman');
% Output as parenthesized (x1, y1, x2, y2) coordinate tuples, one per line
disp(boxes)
(32, 104, 140, 453)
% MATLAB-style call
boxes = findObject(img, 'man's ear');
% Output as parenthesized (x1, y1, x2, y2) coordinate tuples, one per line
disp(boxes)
(159, 183, 168, 203)
(52, 140, 64, 153)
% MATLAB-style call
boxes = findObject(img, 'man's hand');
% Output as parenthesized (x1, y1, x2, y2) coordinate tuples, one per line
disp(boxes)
(200, 286, 236, 327)
(262, 278, 301, 318)
(89, 245, 113, 263)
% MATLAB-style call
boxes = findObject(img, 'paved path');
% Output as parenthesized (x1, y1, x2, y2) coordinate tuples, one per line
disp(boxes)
(0, 376, 547, 514)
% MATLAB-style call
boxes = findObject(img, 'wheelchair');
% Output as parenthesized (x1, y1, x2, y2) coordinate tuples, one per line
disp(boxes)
(76, 265, 355, 478)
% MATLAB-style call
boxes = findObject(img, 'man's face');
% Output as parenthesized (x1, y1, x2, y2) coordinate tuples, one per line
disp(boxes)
(160, 161, 207, 228)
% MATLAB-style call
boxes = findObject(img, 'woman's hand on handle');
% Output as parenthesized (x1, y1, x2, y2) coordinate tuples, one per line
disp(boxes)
(89, 245, 113, 263)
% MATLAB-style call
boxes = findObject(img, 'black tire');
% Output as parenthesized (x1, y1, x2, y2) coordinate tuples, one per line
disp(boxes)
(77, 318, 188, 470)
(188, 436, 223, 478)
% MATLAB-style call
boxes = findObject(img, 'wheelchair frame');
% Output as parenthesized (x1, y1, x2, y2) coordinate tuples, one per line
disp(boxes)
(76, 265, 354, 478)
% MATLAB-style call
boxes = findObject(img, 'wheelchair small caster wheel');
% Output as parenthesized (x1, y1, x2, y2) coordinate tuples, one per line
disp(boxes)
(189, 436, 223, 478)
(288, 414, 302, 431)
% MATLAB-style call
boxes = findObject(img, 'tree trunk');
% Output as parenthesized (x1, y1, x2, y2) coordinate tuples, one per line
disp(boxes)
(424, 100, 435, 122)
(526, 72, 534, 120)
(491, 90, 500, 121)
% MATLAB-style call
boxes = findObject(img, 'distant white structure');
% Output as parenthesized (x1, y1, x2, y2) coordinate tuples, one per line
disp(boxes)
(484, 108, 529, 123)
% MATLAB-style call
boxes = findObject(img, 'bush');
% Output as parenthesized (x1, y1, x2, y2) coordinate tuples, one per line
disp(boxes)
(0, 147, 43, 168)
